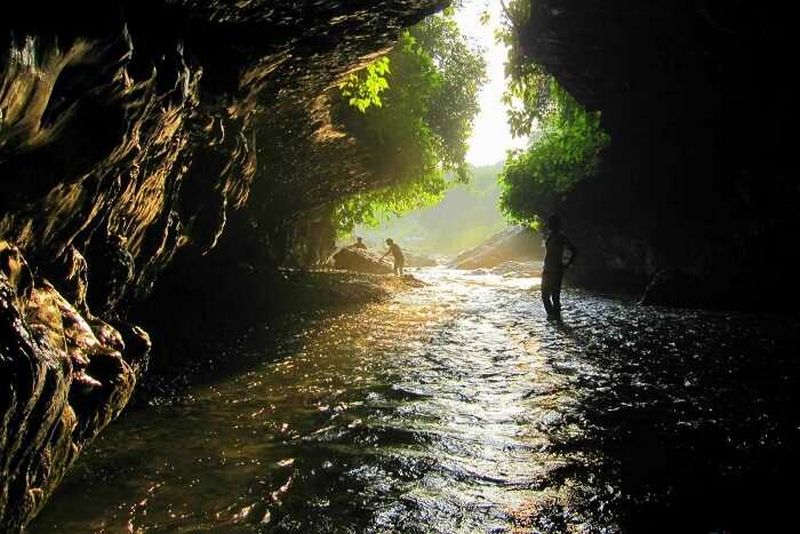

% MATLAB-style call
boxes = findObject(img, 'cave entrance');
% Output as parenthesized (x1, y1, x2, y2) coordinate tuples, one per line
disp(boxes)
(338, 1, 532, 269)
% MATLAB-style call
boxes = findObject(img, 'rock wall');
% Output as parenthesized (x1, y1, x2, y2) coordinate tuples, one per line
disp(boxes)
(517, 0, 799, 309)
(0, 242, 149, 531)
(0, 1, 446, 529)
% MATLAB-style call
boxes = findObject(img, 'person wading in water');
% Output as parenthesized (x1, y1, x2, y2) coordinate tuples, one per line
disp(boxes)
(541, 214, 577, 320)
(379, 238, 405, 275)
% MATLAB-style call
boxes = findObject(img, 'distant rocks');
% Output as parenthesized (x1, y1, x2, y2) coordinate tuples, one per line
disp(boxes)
(449, 226, 543, 270)
(491, 260, 542, 278)
(403, 252, 439, 268)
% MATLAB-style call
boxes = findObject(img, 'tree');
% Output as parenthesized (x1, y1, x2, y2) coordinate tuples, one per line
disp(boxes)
(497, 0, 610, 226)
(332, 12, 487, 234)
(500, 86, 609, 225)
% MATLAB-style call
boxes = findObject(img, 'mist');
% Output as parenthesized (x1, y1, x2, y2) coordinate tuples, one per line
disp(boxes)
(352, 162, 508, 257)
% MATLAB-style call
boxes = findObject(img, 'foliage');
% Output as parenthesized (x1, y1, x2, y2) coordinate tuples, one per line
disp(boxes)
(333, 166, 448, 234)
(338, 57, 391, 113)
(332, 13, 486, 235)
(500, 91, 609, 224)
(496, 0, 610, 225)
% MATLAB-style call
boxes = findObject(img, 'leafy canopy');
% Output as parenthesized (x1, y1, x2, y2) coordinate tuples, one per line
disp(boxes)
(332, 12, 486, 235)
(497, 0, 610, 226)
(339, 57, 391, 113)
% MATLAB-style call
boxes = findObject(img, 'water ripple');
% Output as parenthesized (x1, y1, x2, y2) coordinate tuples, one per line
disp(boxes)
(30, 269, 800, 533)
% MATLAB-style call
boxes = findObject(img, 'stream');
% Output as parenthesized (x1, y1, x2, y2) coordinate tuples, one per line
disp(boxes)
(29, 269, 800, 533)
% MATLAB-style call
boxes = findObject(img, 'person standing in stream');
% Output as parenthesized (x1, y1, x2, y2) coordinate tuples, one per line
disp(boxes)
(541, 214, 577, 319)
(380, 238, 405, 276)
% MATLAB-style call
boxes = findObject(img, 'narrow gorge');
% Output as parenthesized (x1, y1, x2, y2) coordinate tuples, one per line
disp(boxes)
(2, 1, 798, 532)
(2, 2, 446, 528)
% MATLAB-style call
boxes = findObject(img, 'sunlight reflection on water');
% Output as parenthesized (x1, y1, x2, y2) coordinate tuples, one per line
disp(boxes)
(30, 268, 800, 533)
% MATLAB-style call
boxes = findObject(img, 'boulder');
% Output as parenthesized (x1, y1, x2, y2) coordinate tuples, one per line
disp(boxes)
(449, 226, 543, 270)
(331, 247, 394, 274)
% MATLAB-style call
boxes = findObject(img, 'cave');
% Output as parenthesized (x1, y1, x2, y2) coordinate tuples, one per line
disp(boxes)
(2, 1, 798, 532)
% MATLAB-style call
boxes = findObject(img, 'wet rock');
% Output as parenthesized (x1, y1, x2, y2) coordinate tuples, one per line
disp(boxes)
(515, 0, 799, 310)
(0, 1, 448, 528)
(276, 270, 426, 309)
(111, 322, 152, 376)
(640, 268, 708, 308)
(331, 247, 394, 274)
(449, 226, 543, 270)
(86, 233, 135, 317)
(0, 244, 145, 531)
(0, 241, 33, 304)
(41, 247, 91, 316)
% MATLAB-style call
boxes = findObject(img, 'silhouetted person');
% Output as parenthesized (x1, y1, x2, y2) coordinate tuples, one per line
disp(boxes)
(541, 214, 577, 319)
(349, 236, 368, 250)
(379, 238, 405, 275)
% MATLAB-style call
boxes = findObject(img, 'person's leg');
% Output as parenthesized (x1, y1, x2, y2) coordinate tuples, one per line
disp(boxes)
(541, 272, 554, 315)
(552, 271, 564, 314)
(399, 259, 404, 276)
(393, 259, 399, 275)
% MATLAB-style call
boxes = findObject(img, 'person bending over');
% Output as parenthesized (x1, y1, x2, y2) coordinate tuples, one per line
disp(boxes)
(541, 214, 577, 319)
(380, 238, 405, 275)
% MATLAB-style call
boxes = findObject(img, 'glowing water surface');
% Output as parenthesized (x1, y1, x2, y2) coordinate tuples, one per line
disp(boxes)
(30, 269, 800, 533)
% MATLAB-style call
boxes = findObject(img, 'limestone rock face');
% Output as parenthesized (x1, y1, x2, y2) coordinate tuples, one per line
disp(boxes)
(0, 243, 149, 532)
(449, 226, 543, 270)
(516, 0, 799, 309)
(1, 1, 446, 528)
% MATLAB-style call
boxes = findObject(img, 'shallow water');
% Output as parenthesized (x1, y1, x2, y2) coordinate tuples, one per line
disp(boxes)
(29, 269, 800, 533)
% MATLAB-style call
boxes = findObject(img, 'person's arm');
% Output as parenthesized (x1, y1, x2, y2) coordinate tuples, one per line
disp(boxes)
(564, 237, 577, 267)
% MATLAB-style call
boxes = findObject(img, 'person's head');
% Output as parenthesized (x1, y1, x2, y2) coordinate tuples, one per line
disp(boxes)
(356, 236, 363, 243)
(547, 214, 562, 232)
(386, 238, 393, 245)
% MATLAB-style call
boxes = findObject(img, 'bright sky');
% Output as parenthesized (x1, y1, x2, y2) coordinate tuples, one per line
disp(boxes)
(455, 1, 529, 166)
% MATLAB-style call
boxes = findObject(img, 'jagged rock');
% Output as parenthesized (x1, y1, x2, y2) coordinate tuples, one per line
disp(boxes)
(110, 322, 151, 376)
(43, 247, 90, 316)
(449, 226, 543, 270)
(1, 1, 447, 528)
(0, 241, 33, 303)
(0, 243, 147, 532)
(332, 247, 394, 274)
(85, 233, 135, 317)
